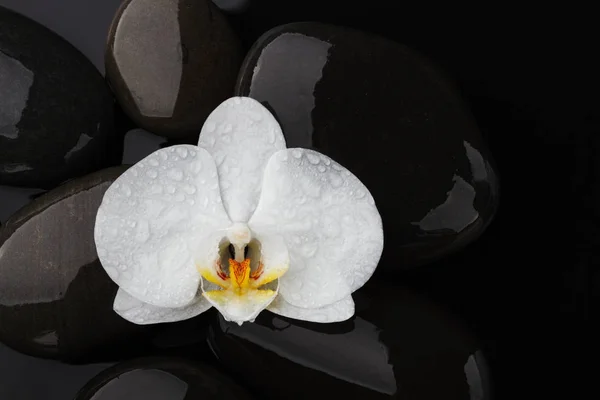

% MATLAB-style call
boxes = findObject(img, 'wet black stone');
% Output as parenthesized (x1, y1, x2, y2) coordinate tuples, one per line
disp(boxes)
(0, 342, 113, 399)
(122, 129, 169, 165)
(209, 281, 492, 400)
(106, 0, 243, 139)
(75, 357, 253, 400)
(0, 0, 123, 73)
(0, 166, 147, 361)
(0, 7, 117, 189)
(0, 185, 45, 225)
(236, 22, 499, 270)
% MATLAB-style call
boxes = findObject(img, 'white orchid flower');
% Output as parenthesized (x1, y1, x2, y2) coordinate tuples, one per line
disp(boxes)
(94, 97, 383, 326)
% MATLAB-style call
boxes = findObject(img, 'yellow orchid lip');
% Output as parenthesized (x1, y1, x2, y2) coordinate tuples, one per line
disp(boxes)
(197, 257, 283, 295)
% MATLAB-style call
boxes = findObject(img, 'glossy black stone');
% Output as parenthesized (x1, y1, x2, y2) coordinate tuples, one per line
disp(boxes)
(0, 342, 113, 400)
(0, 185, 45, 225)
(0, 167, 146, 361)
(75, 357, 253, 400)
(0, 7, 117, 189)
(236, 22, 499, 270)
(0, 0, 122, 73)
(209, 281, 492, 400)
(106, 0, 242, 139)
(122, 129, 169, 165)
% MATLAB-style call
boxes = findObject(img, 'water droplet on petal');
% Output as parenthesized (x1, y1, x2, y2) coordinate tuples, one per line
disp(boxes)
(176, 147, 188, 158)
(168, 168, 184, 181)
(306, 153, 320, 165)
(328, 173, 343, 188)
(317, 165, 327, 173)
(292, 149, 303, 159)
(149, 158, 159, 167)
(146, 169, 158, 179)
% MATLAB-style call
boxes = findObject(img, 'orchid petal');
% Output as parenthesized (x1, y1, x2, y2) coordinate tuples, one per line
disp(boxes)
(197, 97, 286, 222)
(113, 288, 213, 325)
(249, 149, 383, 309)
(267, 295, 355, 323)
(95, 145, 231, 309)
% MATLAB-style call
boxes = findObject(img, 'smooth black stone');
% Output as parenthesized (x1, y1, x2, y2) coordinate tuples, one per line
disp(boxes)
(122, 128, 169, 165)
(0, 166, 147, 361)
(0, 7, 117, 189)
(0, 342, 112, 400)
(0, 185, 45, 225)
(212, 0, 250, 13)
(0, 0, 122, 73)
(236, 22, 499, 270)
(106, 0, 243, 139)
(209, 282, 492, 400)
(75, 357, 253, 400)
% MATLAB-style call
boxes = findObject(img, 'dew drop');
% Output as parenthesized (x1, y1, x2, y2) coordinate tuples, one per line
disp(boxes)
(317, 165, 327, 173)
(176, 147, 188, 158)
(223, 124, 233, 133)
(292, 149, 303, 159)
(149, 158, 159, 167)
(168, 168, 184, 181)
(166, 185, 176, 194)
(306, 153, 320, 165)
(146, 169, 158, 179)
(328, 173, 343, 188)
(175, 193, 185, 202)
(183, 185, 197, 194)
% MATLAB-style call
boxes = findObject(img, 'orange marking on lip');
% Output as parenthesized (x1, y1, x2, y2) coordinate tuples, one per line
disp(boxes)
(250, 262, 264, 280)
(229, 258, 251, 289)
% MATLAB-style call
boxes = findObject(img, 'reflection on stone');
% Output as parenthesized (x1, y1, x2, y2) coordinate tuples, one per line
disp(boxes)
(113, 0, 183, 118)
(413, 175, 479, 234)
(64, 134, 94, 161)
(246, 33, 331, 146)
(464, 141, 489, 181)
(0, 50, 34, 140)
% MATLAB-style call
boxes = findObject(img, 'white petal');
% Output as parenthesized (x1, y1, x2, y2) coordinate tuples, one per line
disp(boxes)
(267, 295, 355, 323)
(249, 149, 384, 309)
(197, 97, 286, 222)
(113, 288, 213, 325)
(94, 145, 231, 308)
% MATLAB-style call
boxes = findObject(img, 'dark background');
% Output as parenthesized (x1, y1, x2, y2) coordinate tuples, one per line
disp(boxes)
(1, 1, 594, 398)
